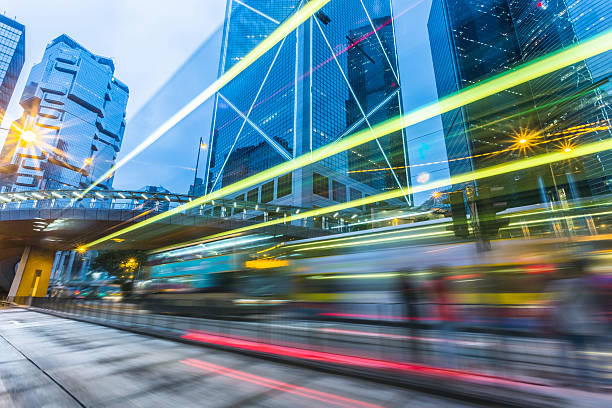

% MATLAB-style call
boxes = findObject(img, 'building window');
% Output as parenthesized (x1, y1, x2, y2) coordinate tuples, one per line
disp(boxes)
(261, 181, 274, 202)
(332, 180, 346, 202)
(350, 188, 362, 202)
(277, 173, 292, 198)
(247, 188, 258, 203)
(313, 173, 329, 198)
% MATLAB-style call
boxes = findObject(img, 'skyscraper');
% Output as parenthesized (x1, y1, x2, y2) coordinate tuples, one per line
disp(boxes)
(428, 0, 542, 206)
(0, 14, 25, 124)
(205, 0, 409, 210)
(428, 0, 612, 205)
(507, 0, 612, 195)
(0, 35, 129, 192)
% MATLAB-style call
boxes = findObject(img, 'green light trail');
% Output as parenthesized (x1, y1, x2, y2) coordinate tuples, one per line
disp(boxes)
(160, 137, 612, 249)
(84, 28, 612, 249)
(79, 0, 331, 197)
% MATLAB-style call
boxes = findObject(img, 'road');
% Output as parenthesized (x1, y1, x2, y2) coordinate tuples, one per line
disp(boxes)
(0, 309, 482, 408)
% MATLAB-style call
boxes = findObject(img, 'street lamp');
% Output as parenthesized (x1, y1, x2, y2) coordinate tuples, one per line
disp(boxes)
(193, 136, 207, 194)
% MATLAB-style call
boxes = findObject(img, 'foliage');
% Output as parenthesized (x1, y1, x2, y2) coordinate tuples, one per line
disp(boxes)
(89, 250, 147, 283)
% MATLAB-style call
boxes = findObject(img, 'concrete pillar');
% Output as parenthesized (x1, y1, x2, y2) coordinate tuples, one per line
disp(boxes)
(8, 246, 56, 303)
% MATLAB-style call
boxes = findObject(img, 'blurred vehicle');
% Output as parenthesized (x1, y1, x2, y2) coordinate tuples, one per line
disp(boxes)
(135, 254, 290, 316)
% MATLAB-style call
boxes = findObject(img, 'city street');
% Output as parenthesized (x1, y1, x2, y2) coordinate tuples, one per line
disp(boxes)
(0, 309, 482, 408)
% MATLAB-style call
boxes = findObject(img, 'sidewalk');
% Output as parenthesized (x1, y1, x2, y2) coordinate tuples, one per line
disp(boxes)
(22, 301, 612, 407)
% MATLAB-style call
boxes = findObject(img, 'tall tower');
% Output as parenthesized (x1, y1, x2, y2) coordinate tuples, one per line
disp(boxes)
(428, 0, 542, 206)
(428, 0, 612, 205)
(0, 35, 129, 192)
(507, 0, 612, 196)
(205, 0, 409, 210)
(0, 14, 25, 124)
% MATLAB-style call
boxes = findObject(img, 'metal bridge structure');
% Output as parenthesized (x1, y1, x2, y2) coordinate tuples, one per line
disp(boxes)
(0, 189, 328, 302)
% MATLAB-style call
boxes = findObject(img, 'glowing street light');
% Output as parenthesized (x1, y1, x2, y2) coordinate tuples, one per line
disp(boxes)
(84, 157, 93, 165)
(20, 130, 37, 143)
(200, 143, 207, 150)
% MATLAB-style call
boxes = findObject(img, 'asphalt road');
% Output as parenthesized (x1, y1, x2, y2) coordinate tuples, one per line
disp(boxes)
(0, 309, 482, 408)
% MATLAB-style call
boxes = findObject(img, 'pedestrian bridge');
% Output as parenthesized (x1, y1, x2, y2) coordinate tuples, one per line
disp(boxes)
(0, 189, 329, 301)
(0, 189, 323, 251)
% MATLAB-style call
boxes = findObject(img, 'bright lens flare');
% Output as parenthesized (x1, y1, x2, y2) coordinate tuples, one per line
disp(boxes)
(20, 130, 37, 143)
(558, 140, 576, 153)
(509, 128, 541, 155)
(82, 28, 612, 250)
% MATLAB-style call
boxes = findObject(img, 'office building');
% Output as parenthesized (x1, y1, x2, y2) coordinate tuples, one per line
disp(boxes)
(428, 0, 542, 206)
(0, 34, 128, 192)
(428, 0, 612, 205)
(0, 14, 25, 125)
(507, 0, 612, 195)
(205, 0, 410, 210)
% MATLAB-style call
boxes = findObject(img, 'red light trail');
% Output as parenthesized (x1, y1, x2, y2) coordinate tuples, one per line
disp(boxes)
(181, 329, 546, 388)
(181, 358, 383, 408)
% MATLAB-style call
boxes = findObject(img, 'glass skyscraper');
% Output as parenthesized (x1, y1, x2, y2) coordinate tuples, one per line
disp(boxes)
(428, 0, 612, 205)
(507, 0, 612, 196)
(428, 0, 542, 205)
(0, 35, 129, 192)
(0, 14, 25, 124)
(206, 0, 409, 209)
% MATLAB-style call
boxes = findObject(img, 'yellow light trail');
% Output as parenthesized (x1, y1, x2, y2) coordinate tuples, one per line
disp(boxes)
(83, 28, 612, 249)
(347, 123, 609, 174)
(161, 137, 612, 249)
(79, 0, 332, 197)
(299, 230, 453, 251)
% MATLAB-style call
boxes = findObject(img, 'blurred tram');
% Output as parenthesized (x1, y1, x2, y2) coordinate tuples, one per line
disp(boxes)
(133, 221, 612, 330)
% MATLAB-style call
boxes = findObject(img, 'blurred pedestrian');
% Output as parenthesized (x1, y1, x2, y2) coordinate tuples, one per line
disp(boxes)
(430, 266, 458, 368)
(548, 259, 610, 389)
(399, 272, 421, 361)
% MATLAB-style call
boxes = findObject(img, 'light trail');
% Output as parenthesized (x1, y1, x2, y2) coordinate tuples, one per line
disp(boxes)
(181, 330, 545, 387)
(181, 359, 383, 408)
(214, 1, 421, 135)
(152, 137, 612, 250)
(347, 123, 609, 174)
(79, 0, 331, 197)
(83, 28, 612, 249)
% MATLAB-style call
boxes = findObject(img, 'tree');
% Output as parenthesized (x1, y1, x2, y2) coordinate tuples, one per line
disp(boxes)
(90, 250, 147, 294)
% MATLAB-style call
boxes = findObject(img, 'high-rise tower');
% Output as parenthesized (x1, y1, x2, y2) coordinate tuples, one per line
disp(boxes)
(0, 35, 129, 192)
(428, 0, 612, 205)
(205, 0, 409, 210)
(0, 14, 25, 124)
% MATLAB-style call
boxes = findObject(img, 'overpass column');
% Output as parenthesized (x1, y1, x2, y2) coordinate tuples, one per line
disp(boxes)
(7, 246, 56, 304)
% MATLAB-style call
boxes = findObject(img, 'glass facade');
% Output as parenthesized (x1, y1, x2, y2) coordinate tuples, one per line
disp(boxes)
(507, 0, 612, 196)
(0, 35, 129, 192)
(206, 0, 410, 209)
(428, 0, 541, 206)
(0, 15, 25, 124)
(429, 0, 612, 205)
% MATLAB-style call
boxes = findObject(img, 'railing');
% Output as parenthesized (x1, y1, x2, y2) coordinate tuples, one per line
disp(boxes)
(25, 296, 611, 398)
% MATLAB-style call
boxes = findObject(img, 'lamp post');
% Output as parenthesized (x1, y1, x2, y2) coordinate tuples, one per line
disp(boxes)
(193, 136, 207, 195)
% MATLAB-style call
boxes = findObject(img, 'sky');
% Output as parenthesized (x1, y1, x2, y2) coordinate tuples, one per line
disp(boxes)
(0, 0, 448, 205)
(0, 0, 226, 130)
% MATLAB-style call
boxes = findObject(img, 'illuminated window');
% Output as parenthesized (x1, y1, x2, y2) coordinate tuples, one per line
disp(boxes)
(247, 188, 258, 203)
(261, 181, 274, 203)
(277, 173, 292, 198)
(313, 173, 329, 198)
(332, 180, 346, 202)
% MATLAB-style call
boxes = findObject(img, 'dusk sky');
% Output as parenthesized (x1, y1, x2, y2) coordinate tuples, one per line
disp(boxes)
(0, 0, 448, 205)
